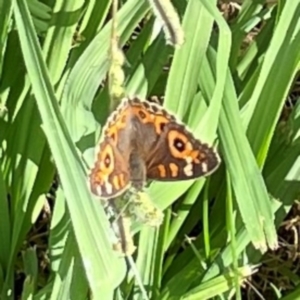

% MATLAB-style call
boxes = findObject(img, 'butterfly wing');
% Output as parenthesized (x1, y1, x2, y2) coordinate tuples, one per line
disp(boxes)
(89, 136, 131, 199)
(124, 97, 220, 181)
(145, 122, 220, 181)
(90, 96, 220, 198)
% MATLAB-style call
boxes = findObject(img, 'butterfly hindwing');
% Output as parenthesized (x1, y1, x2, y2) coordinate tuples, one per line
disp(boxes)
(89, 136, 131, 199)
(145, 122, 220, 180)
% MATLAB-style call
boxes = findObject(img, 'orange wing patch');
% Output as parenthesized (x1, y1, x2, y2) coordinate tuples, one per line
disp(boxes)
(104, 106, 130, 144)
(158, 164, 167, 178)
(169, 163, 179, 177)
(131, 103, 170, 135)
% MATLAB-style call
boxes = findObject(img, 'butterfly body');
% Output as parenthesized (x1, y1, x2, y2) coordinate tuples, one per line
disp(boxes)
(89, 97, 220, 199)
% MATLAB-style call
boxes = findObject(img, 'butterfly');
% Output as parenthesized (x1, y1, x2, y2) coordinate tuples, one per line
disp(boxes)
(89, 97, 220, 199)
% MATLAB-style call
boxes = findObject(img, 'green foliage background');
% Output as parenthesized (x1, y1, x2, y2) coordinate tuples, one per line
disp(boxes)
(0, 0, 300, 299)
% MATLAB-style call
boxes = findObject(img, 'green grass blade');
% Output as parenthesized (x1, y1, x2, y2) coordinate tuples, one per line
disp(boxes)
(200, 46, 277, 251)
(246, 1, 300, 165)
(148, 0, 220, 211)
(61, 0, 150, 144)
(181, 266, 254, 300)
(50, 258, 74, 300)
(42, 0, 84, 85)
(0, 0, 12, 77)
(13, 0, 126, 294)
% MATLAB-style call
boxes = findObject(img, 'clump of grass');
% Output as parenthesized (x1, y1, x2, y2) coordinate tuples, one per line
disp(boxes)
(1, 0, 300, 299)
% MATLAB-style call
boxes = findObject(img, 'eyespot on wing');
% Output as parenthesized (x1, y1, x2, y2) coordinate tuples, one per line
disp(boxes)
(89, 137, 131, 199)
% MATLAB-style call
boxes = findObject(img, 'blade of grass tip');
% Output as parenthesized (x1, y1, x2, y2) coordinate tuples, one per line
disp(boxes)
(13, 0, 126, 293)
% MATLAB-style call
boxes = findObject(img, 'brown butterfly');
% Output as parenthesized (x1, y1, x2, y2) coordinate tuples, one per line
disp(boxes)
(89, 97, 220, 199)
